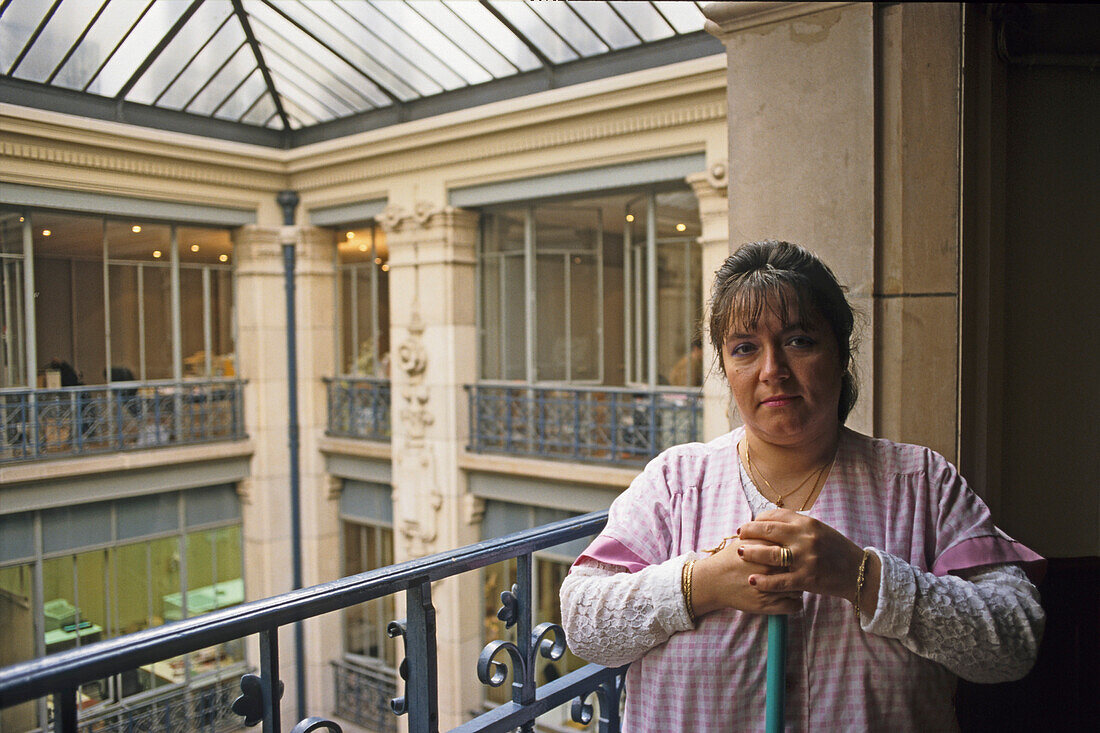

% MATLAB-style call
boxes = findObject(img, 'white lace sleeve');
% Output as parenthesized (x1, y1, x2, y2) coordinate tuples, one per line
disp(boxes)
(863, 550, 1045, 682)
(560, 556, 695, 667)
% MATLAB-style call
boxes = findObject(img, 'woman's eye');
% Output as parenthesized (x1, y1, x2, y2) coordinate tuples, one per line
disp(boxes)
(788, 335, 815, 348)
(730, 343, 755, 356)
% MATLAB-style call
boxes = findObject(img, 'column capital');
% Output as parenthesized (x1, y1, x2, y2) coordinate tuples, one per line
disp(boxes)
(704, 2, 851, 39)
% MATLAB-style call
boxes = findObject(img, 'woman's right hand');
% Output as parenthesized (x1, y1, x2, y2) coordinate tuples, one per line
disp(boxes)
(690, 537, 803, 617)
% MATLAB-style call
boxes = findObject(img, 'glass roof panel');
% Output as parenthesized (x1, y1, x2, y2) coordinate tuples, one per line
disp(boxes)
(155, 18, 246, 111)
(279, 94, 315, 129)
(93, 0, 190, 98)
(369, 0, 492, 86)
(410, 1, 519, 79)
(527, 1, 609, 57)
(564, 1, 641, 50)
(609, 1, 675, 42)
(51, 0, 153, 93)
(333, 0, 462, 93)
(125, 0, 235, 106)
(212, 68, 267, 121)
(239, 90, 278, 127)
(257, 0, 415, 102)
(185, 44, 257, 116)
(486, 1, 579, 64)
(441, 0, 542, 73)
(2, 0, 103, 80)
(247, 17, 379, 113)
(263, 51, 357, 120)
(653, 2, 708, 34)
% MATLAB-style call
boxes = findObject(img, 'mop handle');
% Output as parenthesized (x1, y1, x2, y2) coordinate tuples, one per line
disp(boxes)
(765, 614, 788, 733)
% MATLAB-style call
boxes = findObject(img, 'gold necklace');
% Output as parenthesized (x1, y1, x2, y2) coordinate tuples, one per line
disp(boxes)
(743, 442, 831, 509)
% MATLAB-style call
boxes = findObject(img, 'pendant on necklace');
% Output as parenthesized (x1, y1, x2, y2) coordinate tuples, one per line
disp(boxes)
(775, 499, 784, 507)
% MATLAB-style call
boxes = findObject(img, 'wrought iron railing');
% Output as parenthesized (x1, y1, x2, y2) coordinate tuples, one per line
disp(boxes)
(332, 659, 397, 733)
(0, 379, 246, 464)
(325, 377, 391, 441)
(467, 383, 702, 465)
(0, 511, 625, 733)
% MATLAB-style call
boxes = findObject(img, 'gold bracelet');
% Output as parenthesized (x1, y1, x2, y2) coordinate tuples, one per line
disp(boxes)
(854, 549, 870, 621)
(681, 559, 697, 624)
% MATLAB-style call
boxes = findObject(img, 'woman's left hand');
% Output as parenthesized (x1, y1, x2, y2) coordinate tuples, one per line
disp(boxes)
(736, 508, 874, 606)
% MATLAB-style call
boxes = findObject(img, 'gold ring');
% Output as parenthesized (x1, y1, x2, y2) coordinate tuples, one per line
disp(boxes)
(779, 546, 793, 568)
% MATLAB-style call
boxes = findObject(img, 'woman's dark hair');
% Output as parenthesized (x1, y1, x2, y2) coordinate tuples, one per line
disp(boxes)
(708, 240, 858, 422)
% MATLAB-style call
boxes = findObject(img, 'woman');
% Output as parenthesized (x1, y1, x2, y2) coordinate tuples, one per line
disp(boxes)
(560, 241, 1044, 731)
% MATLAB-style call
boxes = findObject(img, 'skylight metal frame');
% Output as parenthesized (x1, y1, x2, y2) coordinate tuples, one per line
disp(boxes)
(0, 0, 719, 147)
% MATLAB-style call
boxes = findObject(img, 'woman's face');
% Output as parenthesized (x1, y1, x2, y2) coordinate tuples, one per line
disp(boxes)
(721, 300, 844, 450)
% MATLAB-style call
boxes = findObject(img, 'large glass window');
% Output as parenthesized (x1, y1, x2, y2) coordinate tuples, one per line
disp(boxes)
(0, 206, 236, 387)
(342, 521, 396, 668)
(335, 223, 390, 377)
(477, 187, 701, 387)
(0, 486, 244, 728)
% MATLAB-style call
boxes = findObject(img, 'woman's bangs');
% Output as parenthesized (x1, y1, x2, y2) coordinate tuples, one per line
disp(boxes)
(725, 275, 814, 337)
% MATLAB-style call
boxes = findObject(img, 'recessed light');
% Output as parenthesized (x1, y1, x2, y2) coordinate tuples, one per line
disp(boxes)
(153, 250, 162, 258)
(41, 229, 51, 237)
(190, 244, 200, 252)
(132, 225, 142, 233)
(347, 231, 355, 239)
(381, 264, 389, 272)
(676, 223, 686, 232)
(625, 214, 634, 222)
(374, 257, 382, 264)
(219, 254, 228, 263)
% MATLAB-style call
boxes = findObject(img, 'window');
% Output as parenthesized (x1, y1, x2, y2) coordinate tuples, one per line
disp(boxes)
(477, 187, 701, 387)
(342, 522, 396, 668)
(335, 222, 390, 377)
(0, 206, 236, 387)
(0, 487, 244, 729)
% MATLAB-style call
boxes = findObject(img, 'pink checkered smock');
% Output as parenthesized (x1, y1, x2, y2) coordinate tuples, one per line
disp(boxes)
(576, 427, 1042, 731)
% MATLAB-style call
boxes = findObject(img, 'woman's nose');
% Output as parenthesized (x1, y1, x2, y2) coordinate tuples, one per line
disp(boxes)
(759, 345, 790, 381)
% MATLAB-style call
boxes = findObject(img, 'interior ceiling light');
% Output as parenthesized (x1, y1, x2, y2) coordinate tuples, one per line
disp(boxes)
(190, 244, 200, 252)
(358, 243, 368, 252)
(374, 257, 382, 264)
(219, 254, 229, 262)
(676, 223, 687, 232)
(132, 225, 142, 233)
(381, 264, 389, 272)
(19, 217, 24, 222)
(41, 229, 51, 236)
(347, 231, 355, 239)
(626, 214, 635, 222)
(153, 250, 162, 258)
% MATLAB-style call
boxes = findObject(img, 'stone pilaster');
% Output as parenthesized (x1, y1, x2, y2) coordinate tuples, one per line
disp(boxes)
(705, 1, 876, 436)
(234, 221, 339, 718)
(687, 164, 732, 441)
(382, 203, 482, 730)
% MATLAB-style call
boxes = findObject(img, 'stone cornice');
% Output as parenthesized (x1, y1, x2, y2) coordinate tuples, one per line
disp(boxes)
(292, 98, 726, 193)
(1, 135, 284, 195)
(703, 2, 852, 36)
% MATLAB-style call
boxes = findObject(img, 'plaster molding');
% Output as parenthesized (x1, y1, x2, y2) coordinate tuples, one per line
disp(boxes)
(703, 2, 852, 36)
(0, 137, 282, 193)
(291, 100, 726, 192)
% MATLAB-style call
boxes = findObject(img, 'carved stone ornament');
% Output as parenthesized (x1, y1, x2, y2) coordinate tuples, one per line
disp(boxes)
(378, 204, 406, 232)
(707, 160, 729, 189)
(397, 447, 443, 557)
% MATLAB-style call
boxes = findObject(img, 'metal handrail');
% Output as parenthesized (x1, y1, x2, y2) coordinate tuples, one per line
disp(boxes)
(324, 375, 391, 441)
(0, 510, 623, 733)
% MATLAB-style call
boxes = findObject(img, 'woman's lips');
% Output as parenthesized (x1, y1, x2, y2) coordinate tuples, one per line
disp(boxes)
(760, 394, 799, 407)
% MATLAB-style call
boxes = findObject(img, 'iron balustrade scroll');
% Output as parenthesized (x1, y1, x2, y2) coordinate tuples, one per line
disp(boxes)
(324, 376, 391, 441)
(0, 379, 246, 463)
(467, 382, 702, 465)
(0, 511, 627, 733)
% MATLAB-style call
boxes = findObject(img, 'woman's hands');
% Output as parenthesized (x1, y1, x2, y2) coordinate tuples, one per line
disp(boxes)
(690, 536, 804, 617)
(734, 508, 881, 617)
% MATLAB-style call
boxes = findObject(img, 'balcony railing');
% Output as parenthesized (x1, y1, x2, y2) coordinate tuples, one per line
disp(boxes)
(0, 511, 626, 733)
(467, 383, 702, 465)
(325, 377, 391, 441)
(0, 379, 246, 464)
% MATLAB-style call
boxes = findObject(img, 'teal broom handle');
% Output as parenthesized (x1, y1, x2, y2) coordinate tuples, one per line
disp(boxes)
(765, 614, 788, 733)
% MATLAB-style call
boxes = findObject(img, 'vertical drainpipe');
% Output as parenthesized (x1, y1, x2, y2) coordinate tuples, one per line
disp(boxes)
(276, 189, 306, 722)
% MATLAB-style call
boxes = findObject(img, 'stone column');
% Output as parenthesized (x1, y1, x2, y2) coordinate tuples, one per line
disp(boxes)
(235, 220, 339, 717)
(381, 203, 483, 730)
(873, 3, 962, 461)
(687, 163, 732, 441)
(705, 1, 877, 436)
